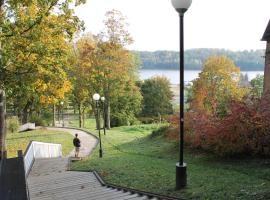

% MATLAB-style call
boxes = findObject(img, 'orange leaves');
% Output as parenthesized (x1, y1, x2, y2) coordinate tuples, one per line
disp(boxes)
(190, 56, 248, 116)
(177, 99, 270, 157)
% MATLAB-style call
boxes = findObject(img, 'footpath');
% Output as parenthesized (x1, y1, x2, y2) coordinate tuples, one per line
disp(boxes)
(45, 127, 98, 158)
(27, 127, 151, 200)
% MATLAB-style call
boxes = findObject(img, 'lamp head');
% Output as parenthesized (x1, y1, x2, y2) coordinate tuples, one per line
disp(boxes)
(101, 97, 105, 102)
(93, 93, 100, 101)
(171, 0, 192, 14)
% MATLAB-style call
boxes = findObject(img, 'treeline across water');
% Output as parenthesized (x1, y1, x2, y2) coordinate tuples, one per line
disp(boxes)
(135, 48, 265, 71)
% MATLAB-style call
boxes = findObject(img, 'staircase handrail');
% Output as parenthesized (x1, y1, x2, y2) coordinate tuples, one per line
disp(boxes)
(24, 141, 62, 177)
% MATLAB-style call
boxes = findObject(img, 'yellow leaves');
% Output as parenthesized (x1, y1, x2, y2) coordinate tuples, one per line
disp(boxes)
(191, 56, 248, 116)
(40, 95, 54, 105)
(32, 79, 48, 93)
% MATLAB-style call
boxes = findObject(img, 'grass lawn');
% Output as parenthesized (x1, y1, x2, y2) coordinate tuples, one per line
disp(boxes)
(6, 128, 74, 158)
(70, 120, 270, 199)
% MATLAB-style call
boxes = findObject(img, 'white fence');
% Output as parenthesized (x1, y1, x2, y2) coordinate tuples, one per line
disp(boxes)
(24, 141, 62, 176)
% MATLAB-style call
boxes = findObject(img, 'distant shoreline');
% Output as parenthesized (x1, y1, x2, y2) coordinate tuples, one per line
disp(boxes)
(140, 68, 264, 72)
(135, 49, 265, 72)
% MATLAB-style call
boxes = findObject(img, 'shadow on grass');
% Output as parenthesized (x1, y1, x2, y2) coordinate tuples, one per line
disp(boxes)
(104, 134, 178, 160)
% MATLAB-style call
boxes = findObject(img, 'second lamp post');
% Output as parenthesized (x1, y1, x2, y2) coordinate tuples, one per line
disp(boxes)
(93, 93, 103, 158)
(60, 101, 64, 127)
(101, 96, 106, 135)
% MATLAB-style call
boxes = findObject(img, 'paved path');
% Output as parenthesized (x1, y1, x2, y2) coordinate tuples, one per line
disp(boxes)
(27, 127, 152, 200)
(45, 127, 98, 158)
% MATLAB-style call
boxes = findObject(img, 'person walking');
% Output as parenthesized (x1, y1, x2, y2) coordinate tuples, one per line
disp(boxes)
(73, 133, 81, 158)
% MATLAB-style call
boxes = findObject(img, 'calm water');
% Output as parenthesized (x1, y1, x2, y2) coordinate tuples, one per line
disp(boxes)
(140, 69, 264, 84)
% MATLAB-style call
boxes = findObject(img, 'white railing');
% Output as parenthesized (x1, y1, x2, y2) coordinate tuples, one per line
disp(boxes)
(19, 123, 36, 132)
(24, 141, 62, 176)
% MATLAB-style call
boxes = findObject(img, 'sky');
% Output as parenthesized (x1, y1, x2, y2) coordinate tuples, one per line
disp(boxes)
(75, 0, 270, 51)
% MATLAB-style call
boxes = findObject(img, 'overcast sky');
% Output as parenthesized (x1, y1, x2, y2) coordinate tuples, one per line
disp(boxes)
(75, 0, 270, 51)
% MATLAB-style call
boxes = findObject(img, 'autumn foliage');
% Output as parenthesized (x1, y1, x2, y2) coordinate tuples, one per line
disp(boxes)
(168, 97, 270, 157)
(167, 57, 270, 157)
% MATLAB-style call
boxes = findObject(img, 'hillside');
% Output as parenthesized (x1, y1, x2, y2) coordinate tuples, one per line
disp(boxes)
(135, 48, 265, 71)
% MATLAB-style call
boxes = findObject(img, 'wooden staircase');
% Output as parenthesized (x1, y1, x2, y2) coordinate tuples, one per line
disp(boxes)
(27, 158, 157, 200)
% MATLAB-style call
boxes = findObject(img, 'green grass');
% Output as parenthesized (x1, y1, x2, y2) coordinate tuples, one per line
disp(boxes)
(70, 121, 270, 200)
(6, 129, 74, 158)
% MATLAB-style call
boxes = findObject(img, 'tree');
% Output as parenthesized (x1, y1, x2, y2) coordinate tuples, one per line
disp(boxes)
(250, 74, 264, 98)
(68, 34, 96, 127)
(110, 81, 142, 127)
(91, 10, 140, 128)
(140, 76, 173, 117)
(1, 0, 85, 123)
(190, 56, 248, 117)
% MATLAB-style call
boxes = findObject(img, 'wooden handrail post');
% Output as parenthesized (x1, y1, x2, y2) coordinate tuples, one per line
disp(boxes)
(0, 90, 6, 161)
(18, 150, 23, 158)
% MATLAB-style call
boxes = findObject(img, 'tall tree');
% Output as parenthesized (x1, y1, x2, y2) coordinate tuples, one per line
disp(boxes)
(190, 56, 248, 117)
(69, 34, 96, 127)
(1, 0, 85, 122)
(92, 10, 139, 128)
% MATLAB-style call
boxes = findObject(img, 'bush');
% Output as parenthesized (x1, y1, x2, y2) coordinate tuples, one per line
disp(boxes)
(138, 117, 155, 124)
(138, 115, 171, 124)
(111, 113, 139, 127)
(168, 97, 270, 157)
(195, 99, 270, 156)
(29, 115, 47, 126)
(7, 116, 20, 133)
(41, 111, 53, 125)
(150, 125, 169, 138)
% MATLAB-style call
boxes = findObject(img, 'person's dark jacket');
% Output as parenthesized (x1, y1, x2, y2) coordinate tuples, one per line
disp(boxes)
(73, 138, 81, 147)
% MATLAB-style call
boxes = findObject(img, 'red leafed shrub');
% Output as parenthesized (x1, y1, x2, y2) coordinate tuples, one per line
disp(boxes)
(167, 112, 196, 141)
(169, 96, 270, 157)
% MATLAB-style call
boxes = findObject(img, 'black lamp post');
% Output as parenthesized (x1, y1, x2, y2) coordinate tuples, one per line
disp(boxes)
(60, 101, 64, 127)
(101, 97, 106, 135)
(171, 0, 192, 189)
(93, 93, 103, 158)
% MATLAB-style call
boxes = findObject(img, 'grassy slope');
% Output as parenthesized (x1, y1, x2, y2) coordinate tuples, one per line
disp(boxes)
(6, 129, 74, 158)
(70, 121, 270, 200)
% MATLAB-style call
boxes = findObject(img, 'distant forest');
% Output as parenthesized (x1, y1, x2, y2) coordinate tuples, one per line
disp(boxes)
(135, 49, 265, 71)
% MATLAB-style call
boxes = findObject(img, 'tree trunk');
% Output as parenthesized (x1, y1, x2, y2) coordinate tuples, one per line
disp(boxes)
(263, 42, 270, 95)
(57, 105, 60, 122)
(82, 107, 85, 128)
(0, 90, 6, 161)
(52, 104, 56, 126)
(78, 103, 83, 128)
(22, 101, 32, 124)
(106, 101, 111, 129)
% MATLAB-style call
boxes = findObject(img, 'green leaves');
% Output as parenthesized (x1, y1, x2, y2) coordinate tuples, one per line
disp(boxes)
(140, 76, 173, 117)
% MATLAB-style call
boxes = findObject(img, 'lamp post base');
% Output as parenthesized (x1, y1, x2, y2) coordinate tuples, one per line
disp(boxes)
(176, 162, 187, 189)
(99, 149, 103, 158)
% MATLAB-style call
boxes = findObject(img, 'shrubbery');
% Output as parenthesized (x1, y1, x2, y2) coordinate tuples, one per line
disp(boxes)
(150, 125, 169, 138)
(7, 116, 20, 133)
(168, 97, 270, 157)
(166, 56, 270, 157)
(110, 113, 140, 127)
(29, 115, 47, 126)
(138, 115, 170, 124)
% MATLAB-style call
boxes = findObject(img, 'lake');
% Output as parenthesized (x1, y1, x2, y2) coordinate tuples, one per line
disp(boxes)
(140, 69, 264, 85)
